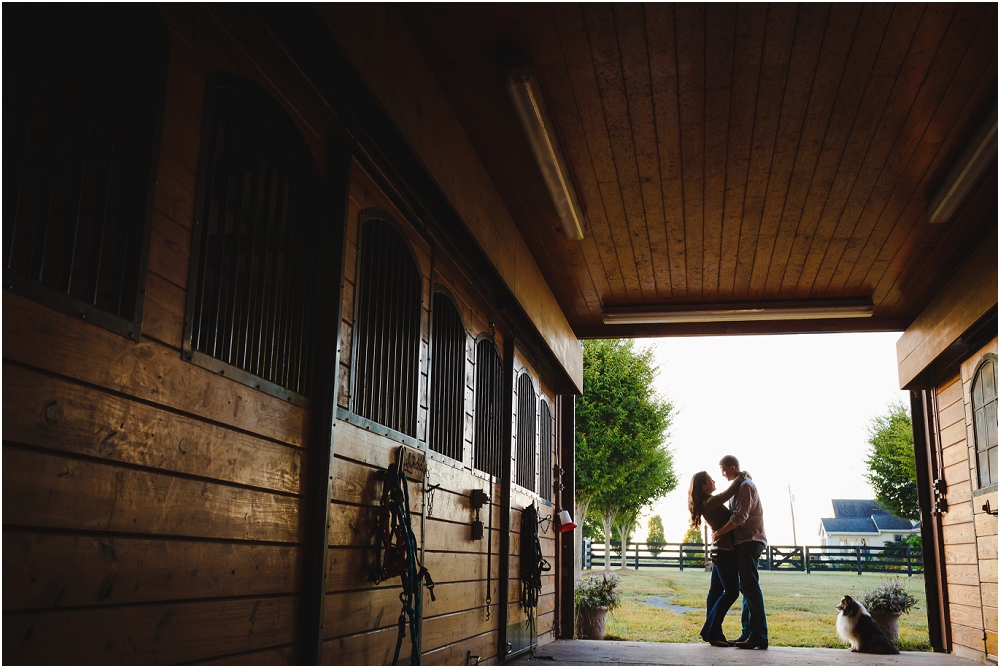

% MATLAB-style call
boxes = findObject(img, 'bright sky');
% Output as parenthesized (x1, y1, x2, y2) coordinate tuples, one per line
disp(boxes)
(634, 331, 910, 547)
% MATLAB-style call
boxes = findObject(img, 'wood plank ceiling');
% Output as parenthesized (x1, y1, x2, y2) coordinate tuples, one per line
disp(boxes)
(398, 3, 998, 337)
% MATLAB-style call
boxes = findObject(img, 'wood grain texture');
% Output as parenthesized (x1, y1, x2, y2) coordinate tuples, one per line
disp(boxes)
(948, 583, 984, 608)
(3, 363, 304, 495)
(4, 532, 300, 610)
(4, 294, 311, 448)
(3, 596, 299, 665)
(951, 623, 986, 656)
(3, 446, 301, 543)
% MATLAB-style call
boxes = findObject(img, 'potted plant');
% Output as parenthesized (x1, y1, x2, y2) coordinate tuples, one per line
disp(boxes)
(575, 572, 621, 640)
(860, 578, 918, 641)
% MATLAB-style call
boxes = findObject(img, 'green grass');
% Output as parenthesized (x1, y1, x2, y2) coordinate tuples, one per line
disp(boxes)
(588, 567, 930, 651)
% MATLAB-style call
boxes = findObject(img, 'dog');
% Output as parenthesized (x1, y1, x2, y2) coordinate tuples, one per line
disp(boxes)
(836, 595, 900, 654)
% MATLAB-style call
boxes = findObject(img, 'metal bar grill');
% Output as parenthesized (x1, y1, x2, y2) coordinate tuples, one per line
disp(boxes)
(352, 217, 421, 436)
(474, 339, 503, 478)
(429, 291, 465, 461)
(4, 5, 163, 332)
(539, 400, 553, 502)
(188, 79, 322, 400)
(515, 373, 536, 492)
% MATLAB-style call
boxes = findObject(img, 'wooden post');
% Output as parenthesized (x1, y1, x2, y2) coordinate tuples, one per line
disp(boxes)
(805, 545, 811, 574)
(298, 140, 352, 665)
(856, 545, 862, 575)
(906, 545, 912, 577)
(497, 335, 515, 661)
(634, 542, 639, 571)
(557, 394, 575, 638)
(679, 544, 684, 572)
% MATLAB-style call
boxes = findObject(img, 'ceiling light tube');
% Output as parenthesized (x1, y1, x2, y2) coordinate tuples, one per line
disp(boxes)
(506, 67, 585, 240)
(927, 104, 997, 224)
(602, 299, 875, 325)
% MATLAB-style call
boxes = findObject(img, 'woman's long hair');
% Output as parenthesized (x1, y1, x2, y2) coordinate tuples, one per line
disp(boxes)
(688, 471, 710, 528)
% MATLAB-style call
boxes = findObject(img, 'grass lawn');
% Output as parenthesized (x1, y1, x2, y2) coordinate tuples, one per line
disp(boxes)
(588, 567, 930, 651)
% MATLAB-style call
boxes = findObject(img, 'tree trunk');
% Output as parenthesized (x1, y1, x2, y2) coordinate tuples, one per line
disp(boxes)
(601, 511, 617, 573)
(574, 497, 591, 582)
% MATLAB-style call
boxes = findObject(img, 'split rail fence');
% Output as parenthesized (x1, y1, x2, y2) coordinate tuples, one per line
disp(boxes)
(583, 541, 923, 575)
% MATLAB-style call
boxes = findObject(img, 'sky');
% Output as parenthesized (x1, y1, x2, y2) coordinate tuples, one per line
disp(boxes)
(632, 331, 910, 547)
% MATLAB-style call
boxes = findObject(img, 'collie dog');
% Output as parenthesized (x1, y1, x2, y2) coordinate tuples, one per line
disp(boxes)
(836, 595, 900, 654)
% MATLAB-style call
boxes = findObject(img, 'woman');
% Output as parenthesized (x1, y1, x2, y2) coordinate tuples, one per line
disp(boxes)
(687, 469, 747, 647)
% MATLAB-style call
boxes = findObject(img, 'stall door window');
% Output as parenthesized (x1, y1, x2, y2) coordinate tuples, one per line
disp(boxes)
(973, 355, 998, 488)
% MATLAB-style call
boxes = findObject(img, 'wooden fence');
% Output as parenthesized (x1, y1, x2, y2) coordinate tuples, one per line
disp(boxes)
(584, 541, 923, 575)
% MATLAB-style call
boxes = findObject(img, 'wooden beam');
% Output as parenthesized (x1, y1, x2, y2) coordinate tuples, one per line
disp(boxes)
(498, 336, 515, 659)
(897, 227, 998, 388)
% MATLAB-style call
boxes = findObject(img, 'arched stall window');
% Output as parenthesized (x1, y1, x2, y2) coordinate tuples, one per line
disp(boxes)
(539, 399, 554, 502)
(351, 214, 421, 437)
(184, 76, 325, 406)
(972, 355, 998, 488)
(473, 339, 503, 478)
(4, 5, 167, 339)
(516, 372, 537, 492)
(429, 290, 466, 461)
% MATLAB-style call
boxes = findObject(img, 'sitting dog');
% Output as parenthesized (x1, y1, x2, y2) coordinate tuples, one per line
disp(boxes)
(836, 595, 900, 654)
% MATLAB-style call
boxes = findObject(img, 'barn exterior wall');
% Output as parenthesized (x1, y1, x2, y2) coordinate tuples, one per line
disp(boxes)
(898, 226, 998, 664)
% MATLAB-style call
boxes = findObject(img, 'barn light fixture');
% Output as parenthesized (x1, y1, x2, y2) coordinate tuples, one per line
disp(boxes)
(506, 66, 585, 240)
(927, 104, 997, 224)
(602, 299, 875, 325)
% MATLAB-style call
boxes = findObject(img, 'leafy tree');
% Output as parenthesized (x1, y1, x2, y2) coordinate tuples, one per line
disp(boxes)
(647, 515, 665, 556)
(682, 527, 703, 545)
(576, 340, 677, 572)
(864, 402, 919, 520)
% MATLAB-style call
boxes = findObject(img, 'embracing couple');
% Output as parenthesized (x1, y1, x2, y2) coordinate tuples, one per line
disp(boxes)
(687, 455, 769, 650)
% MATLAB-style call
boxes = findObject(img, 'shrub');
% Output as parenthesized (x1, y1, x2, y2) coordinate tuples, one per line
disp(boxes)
(861, 578, 918, 614)
(575, 572, 621, 612)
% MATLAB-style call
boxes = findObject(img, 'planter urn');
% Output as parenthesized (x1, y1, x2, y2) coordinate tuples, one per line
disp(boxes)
(578, 605, 610, 640)
(868, 611, 901, 641)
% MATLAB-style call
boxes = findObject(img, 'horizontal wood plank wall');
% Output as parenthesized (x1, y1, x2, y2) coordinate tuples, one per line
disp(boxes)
(3, 6, 354, 664)
(936, 371, 985, 662)
(961, 339, 999, 661)
(326, 162, 560, 664)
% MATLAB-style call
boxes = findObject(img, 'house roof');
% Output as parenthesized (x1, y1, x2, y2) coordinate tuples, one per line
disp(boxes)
(831, 499, 887, 518)
(821, 499, 919, 535)
(820, 517, 880, 535)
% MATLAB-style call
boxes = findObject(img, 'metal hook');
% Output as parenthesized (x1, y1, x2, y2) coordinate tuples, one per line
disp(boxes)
(538, 513, 552, 533)
(984, 500, 999, 517)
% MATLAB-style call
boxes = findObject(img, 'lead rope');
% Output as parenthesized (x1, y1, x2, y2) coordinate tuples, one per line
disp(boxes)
(373, 447, 436, 665)
(520, 503, 550, 656)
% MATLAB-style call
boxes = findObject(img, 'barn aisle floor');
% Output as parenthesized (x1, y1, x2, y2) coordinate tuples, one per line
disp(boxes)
(507, 640, 981, 666)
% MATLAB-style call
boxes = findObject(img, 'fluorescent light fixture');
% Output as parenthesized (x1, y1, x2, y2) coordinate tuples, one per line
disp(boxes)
(506, 67, 585, 240)
(927, 104, 997, 224)
(602, 299, 875, 325)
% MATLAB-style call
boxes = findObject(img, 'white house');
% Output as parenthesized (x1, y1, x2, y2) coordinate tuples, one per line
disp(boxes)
(818, 499, 920, 547)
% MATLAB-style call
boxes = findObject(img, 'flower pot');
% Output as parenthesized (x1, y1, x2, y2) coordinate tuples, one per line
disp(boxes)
(578, 605, 609, 640)
(868, 611, 901, 641)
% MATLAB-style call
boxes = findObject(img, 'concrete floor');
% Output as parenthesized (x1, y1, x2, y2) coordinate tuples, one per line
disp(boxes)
(508, 640, 981, 666)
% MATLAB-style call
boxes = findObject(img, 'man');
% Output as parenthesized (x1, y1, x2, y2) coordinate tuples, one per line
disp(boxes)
(712, 455, 768, 650)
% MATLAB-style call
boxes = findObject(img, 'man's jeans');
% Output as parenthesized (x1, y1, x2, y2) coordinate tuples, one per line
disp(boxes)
(735, 541, 768, 641)
(701, 549, 740, 641)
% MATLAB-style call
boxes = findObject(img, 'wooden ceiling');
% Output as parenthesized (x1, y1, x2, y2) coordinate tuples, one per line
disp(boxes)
(399, 3, 997, 337)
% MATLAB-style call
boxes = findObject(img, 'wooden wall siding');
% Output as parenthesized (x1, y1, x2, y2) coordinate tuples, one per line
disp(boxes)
(393, 4, 997, 338)
(2, 4, 363, 664)
(326, 157, 558, 664)
(961, 340, 999, 660)
(317, 4, 583, 393)
(935, 370, 985, 662)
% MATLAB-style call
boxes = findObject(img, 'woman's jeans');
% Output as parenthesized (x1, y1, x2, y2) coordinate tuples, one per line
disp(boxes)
(700, 549, 739, 641)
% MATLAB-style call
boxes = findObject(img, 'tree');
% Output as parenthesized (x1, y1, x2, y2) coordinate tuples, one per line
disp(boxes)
(576, 340, 677, 573)
(647, 515, 665, 556)
(864, 402, 919, 520)
(682, 527, 703, 545)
